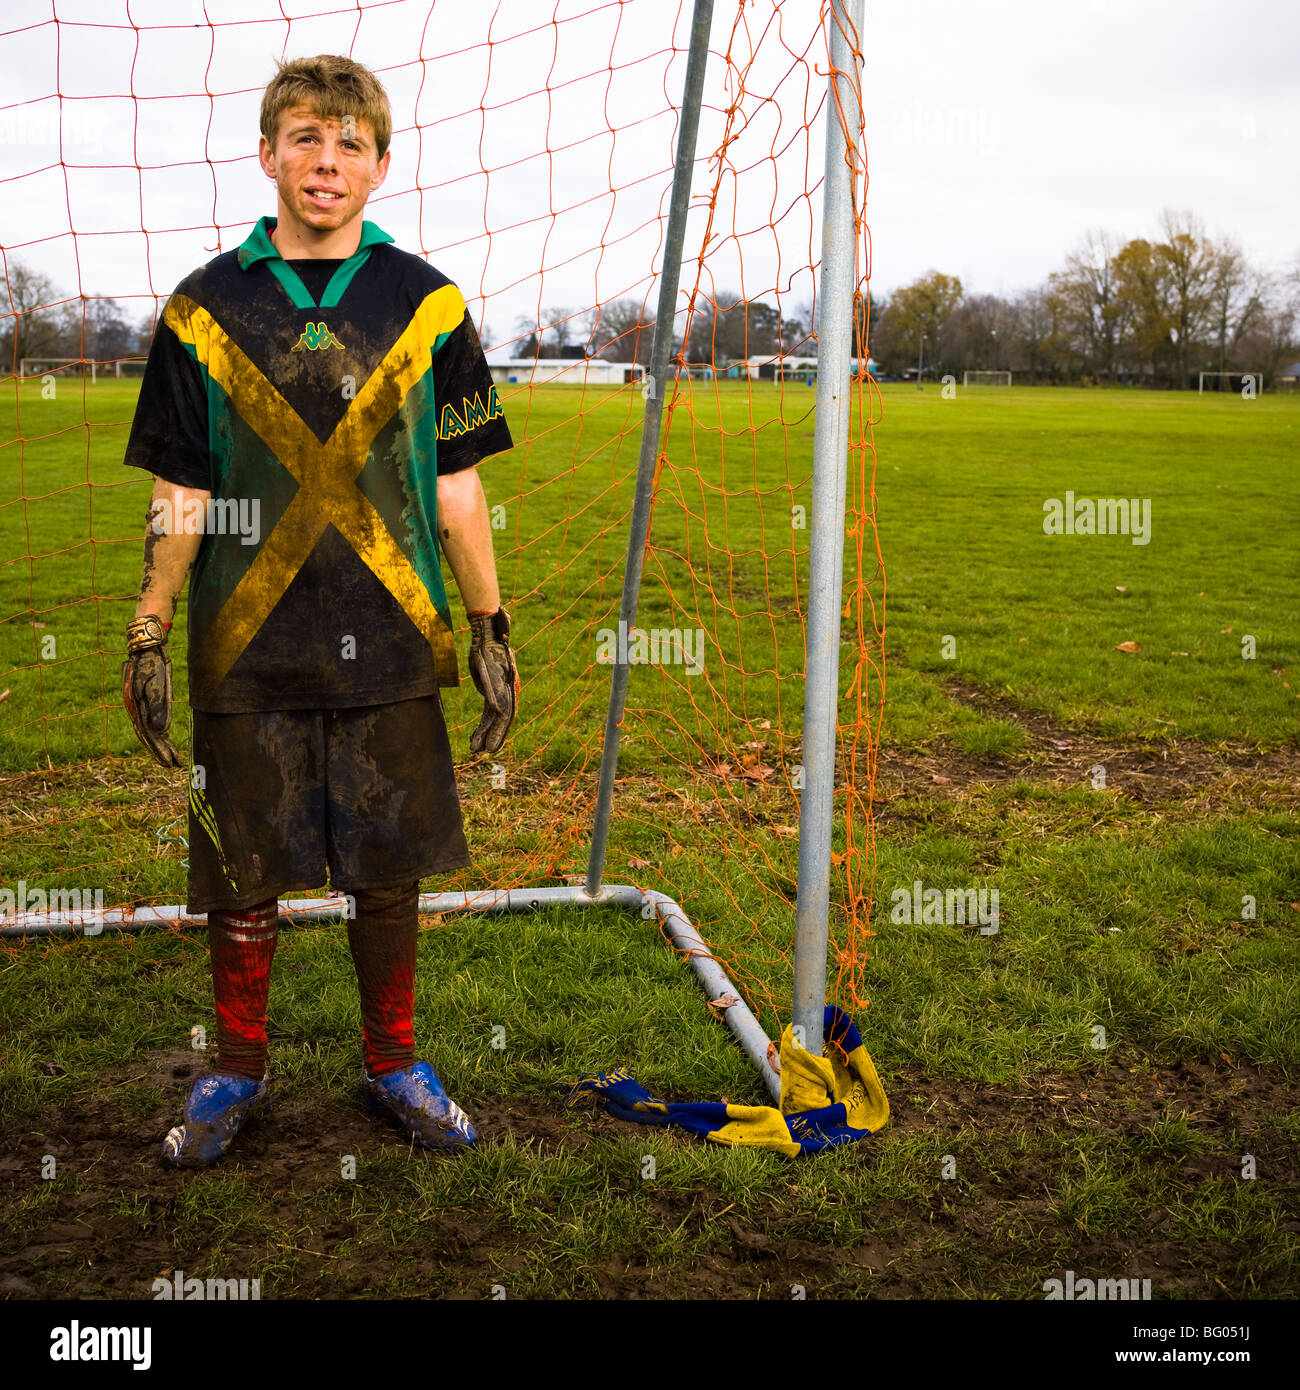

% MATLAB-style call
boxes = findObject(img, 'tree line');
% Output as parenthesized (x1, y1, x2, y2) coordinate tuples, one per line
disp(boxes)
(512, 293, 813, 365)
(871, 211, 1300, 387)
(5, 209, 1296, 387)
(0, 263, 150, 371)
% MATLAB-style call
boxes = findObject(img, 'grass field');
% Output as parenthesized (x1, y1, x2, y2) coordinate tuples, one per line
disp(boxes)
(1, 378, 1298, 1300)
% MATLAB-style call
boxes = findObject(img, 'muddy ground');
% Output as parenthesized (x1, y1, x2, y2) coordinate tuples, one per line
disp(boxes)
(1, 1046, 1294, 1300)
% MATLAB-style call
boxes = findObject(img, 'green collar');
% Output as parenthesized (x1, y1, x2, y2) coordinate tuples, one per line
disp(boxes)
(236, 215, 394, 309)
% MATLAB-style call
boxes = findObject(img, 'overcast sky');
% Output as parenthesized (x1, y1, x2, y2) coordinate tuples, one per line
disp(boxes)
(1, 0, 1296, 356)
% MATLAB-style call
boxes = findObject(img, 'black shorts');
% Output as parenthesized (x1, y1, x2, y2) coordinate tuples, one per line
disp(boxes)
(186, 694, 470, 914)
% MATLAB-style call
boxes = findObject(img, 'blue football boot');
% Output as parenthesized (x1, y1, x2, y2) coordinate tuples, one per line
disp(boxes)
(161, 1071, 270, 1168)
(362, 1060, 477, 1151)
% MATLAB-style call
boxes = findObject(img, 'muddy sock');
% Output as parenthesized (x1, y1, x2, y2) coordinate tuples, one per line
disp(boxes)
(208, 898, 279, 1081)
(345, 882, 419, 1077)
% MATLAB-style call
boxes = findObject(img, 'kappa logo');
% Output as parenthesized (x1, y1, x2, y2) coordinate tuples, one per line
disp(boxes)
(438, 387, 503, 441)
(292, 321, 345, 352)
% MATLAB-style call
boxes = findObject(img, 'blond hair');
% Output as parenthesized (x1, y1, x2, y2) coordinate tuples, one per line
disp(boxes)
(260, 54, 392, 159)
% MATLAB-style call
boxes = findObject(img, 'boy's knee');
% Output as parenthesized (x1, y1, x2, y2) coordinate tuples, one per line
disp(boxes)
(343, 882, 419, 917)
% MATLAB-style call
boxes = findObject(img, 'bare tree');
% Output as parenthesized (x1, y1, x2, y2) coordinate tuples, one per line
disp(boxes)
(1234, 267, 1300, 381)
(1052, 229, 1125, 381)
(1154, 209, 1217, 382)
(83, 297, 137, 362)
(511, 314, 541, 358)
(0, 260, 78, 371)
(1207, 237, 1266, 375)
(540, 305, 576, 358)
(580, 296, 655, 362)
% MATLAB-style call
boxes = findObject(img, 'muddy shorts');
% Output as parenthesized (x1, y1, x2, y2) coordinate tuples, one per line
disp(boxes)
(186, 694, 470, 914)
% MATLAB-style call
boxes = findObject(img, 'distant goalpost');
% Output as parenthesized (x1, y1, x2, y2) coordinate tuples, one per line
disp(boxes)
(963, 370, 1011, 386)
(18, 357, 145, 382)
(1198, 371, 1263, 395)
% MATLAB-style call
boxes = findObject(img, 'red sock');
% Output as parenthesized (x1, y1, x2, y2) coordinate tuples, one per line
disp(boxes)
(208, 898, 279, 1080)
(345, 883, 418, 1077)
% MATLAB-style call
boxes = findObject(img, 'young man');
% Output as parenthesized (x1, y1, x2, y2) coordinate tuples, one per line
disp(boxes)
(121, 54, 518, 1166)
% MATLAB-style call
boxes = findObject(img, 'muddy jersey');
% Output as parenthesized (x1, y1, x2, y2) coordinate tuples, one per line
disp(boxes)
(123, 216, 512, 713)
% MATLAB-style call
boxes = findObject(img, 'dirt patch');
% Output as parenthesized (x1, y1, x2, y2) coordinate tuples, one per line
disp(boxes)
(1, 1049, 1294, 1300)
(868, 676, 1300, 806)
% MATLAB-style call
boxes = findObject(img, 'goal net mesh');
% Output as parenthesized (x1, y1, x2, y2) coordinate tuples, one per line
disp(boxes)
(0, 0, 882, 1040)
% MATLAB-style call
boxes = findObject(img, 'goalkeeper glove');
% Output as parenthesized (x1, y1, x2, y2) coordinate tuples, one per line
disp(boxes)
(467, 607, 519, 755)
(122, 614, 183, 769)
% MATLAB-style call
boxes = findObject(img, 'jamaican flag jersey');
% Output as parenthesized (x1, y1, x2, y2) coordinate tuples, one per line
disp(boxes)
(123, 216, 512, 713)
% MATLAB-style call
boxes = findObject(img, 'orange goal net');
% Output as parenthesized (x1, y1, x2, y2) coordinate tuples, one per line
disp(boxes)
(0, 0, 882, 1044)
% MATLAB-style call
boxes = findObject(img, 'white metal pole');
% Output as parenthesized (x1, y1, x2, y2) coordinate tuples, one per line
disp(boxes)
(791, 0, 865, 1057)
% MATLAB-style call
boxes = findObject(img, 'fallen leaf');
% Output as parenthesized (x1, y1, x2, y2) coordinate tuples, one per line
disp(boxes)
(1220, 626, 1234, 634)
(774, 825, 798, 837)
(1220, 1052, 1237, 1068)
(1115, 641, 1141, 653)
(1115, 585, 1127, 592)
(1170, 651, 1189, 657)
(627, 856, 651, 870)
(931, 773, 950, 784)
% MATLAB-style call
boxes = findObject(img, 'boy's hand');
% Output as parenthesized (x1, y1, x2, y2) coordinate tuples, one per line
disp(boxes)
(467, 607, 519, 755)
(122, 614, 183, 769)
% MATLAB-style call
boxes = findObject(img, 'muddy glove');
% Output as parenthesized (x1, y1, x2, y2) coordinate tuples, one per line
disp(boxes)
(122, 614, 183, 769)
(467, 607, 519, 755)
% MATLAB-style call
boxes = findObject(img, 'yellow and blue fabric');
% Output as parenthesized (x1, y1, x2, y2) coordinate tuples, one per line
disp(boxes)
(123, 216, 512, 714)
(565, 1005, 889, 1156)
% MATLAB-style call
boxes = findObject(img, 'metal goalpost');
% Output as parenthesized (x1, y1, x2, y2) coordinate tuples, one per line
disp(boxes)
(1198, 371, 1263, 395)
(7, 0, 870, 1105)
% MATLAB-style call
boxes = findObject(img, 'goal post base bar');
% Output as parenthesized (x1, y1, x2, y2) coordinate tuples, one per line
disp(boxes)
(1, 884, 782, 1103)
(962, 370, 1012, 386)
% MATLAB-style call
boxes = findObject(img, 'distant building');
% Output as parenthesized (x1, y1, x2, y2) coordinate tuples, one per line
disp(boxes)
(487, 351, 879, 388)
(717, 353, 877, 381)
(489, 358, 634, 387)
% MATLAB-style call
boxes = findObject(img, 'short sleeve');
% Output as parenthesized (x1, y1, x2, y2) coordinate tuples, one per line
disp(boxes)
(122, 303, 210, 491)
(432, 310, 513, 476)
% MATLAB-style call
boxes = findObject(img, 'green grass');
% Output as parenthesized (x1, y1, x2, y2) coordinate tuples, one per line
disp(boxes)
(875, 386, 1299, 744)
(2, 379, 1298, 1298)
(2, 380, 1297, 769)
